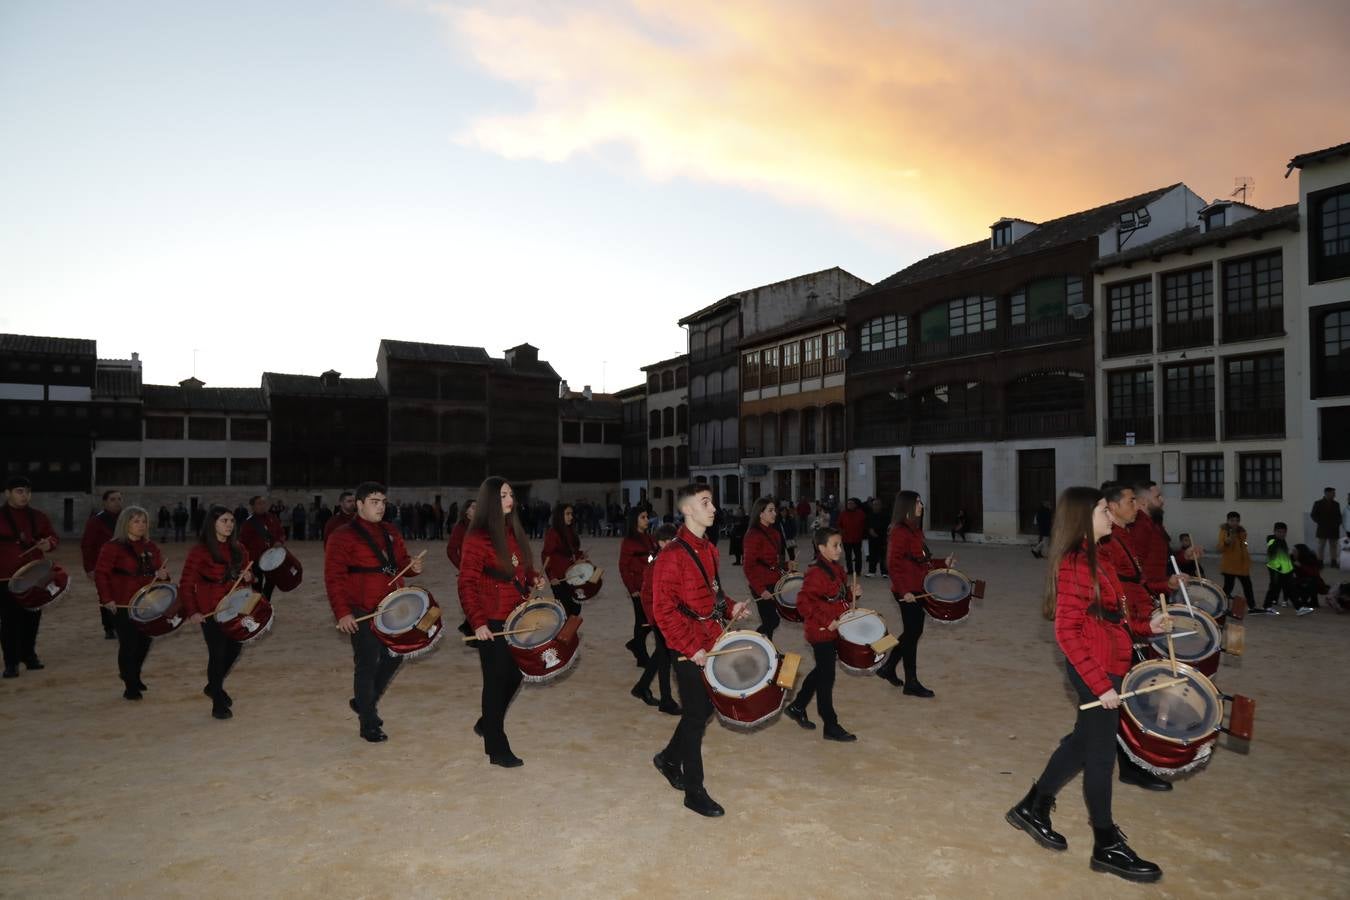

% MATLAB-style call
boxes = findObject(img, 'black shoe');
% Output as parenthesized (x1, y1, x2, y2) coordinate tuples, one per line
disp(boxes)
(658, 699, 682, 716)
(23, 656, 43, 671)
(104, 630, 117, 640)
(902, 681, 935, 698)
(631, 685, 660, 707)
(683, 790, 725, 818)
(123, 687, 143, 701)
(134, 680, 148, 691)
(785, 704, 816, 730)
(1090, 825, 1162, 883)
(360, 727, 388, 742)
(349, 697, 359, 715)
(212, 704, 233, 720)
(1005, 783, 1067, 851)
(625, 638, 650, 668)
(653, 752, 684, 791)
(878, 671, 904, 688)
(1118, 760, 1172, 792)
(473, 719, 484, 737)
(823, 723, 857, 742)
(490, 752, 524, 768)
(2, 667, 17, 679)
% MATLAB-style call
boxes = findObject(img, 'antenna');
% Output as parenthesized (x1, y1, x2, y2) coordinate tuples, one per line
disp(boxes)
(1231, 176, 1255, 204)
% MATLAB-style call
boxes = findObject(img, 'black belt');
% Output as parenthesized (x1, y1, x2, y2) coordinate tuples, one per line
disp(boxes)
(677, 602, 726, 625)
(1119, 573, 1141, 584)
(347, 565, 393, 575)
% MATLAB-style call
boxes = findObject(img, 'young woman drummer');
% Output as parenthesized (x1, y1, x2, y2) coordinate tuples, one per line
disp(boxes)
(742, 496, 789, 639)
(785, 526, 861, 741)
(180, 506, 254, 721)
(619, 507, 657, 668)
(630, 523, 680, 715)
(94, 506, 170, 700)
(458, 477, 546, 768)
(876, 490, 951, 696)
(1005, 486, 1168, 883)
(542, 502, 584, 616)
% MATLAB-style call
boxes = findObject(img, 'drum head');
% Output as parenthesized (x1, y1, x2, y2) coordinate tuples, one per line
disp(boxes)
(258, 547, 288, 571)
(924, 569, 971, 602)
(1148, 605, 1220, 661)
(505, 600, 565, 648)
(775, 574, 804, 605)
(214, 588, 256, 622)
(9, 559, 51, 593)
(375, 589, 431, 635)
(564, 562, 596, 586)
(837, 610, 886, 644)
(1172, 579, 1228, 620)
(130, 584, 177, 622)
(1122, 660, 1222, 744)
(705, 633, 775, 697)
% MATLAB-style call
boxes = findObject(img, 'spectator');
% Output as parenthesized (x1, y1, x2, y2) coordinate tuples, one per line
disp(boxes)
(292, 503, 306, 541)
(951, 509, 969, 542)
(729, 508, 747, 565)
(865, 498, 889, 577)
(796, 497, 812, 521)
(233, 504, 249, 528)
(1173, 533, 1200, 577)
(1218, 511, 1255, 612)
(1311, 487, 1342, 567)
(838, 497, 867, 577)
(190, 503, 206, 537)
(432, 500, 445, 540)
(172, 502, 189, 542)
(780, 505, 798, 563)
(157, 505, 171, 542)
(1341, 534, 1350, 572)
(1291, 544, 1328, 615)
(315, 501, 332, 538)
(1031, 500, 1052, 559)
(1263, 522, 1293, 615)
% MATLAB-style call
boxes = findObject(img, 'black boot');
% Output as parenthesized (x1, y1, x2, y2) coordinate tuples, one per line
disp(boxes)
(785, 703, 816, 730)
(1090, 825, 1162, 883)
(1005, 783, 1066, 851)
(1118, 750, 1173, 791)
(625, 637, 650, 668)
(684, 789, 725, 818)
(653, 752, 683, 791)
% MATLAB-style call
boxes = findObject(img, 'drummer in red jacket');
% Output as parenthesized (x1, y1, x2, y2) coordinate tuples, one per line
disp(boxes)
(95, 505, 170, 700)
(240, 495, 286, 601)
(619, 507, 658, 668)
(785, 526, 861, 742)
(651, 483, 749, 818)
(322, 491, 356, 547)
(446, 498, 477, 638)
(82, 489, 123, 639)
(837, 498, 868, 578)
(0, 476, 59, 678)
(876, 490, 951, 696)
(325, 482, 421, 743)
(631, 523, 680, 714)
(1006, 485, 1168, 884)
(458, 477, 545, 768)
(743, 496, 790, 639)
(542, 502, 585, 616)
(181, 506, 254, 720)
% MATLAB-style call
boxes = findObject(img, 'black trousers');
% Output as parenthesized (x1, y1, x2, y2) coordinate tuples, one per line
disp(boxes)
(349, 621, 401, 729)
(1036, 667, 1123, 829)
(866, 537, 887, 574)
(878, 595, 926, 681)
(100, 604, 117, 636)
(114, 609, 152, 687)
(635, 625, 673, 702)
(755, 597, 780, 639)
(1222, 573, 1255, 607)
(629, 595, 650, 659)
(256, 570, 277, 602)
(1265, 570, 1293, 609)
(663, 659, 714, 797)
(551, 582, 580, 617)
(202, 620, 243, 699)
(842, 542, 863, 576)
(476, 620, 523, 756)
(0, 585, 41, 669)
(793, 641, 839, 726)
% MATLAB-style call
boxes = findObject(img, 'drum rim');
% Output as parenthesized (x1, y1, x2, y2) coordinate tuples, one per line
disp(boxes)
(129, 582, 178, 620)
(214, 587, 261, 621)
(1120, 659, 1222, 745)
(563, 561, 596, 584)
(923, 568, 972, 603)
(504, 597, 567, 646)
(258, 546, 289, 567)
(1172, 578, 1229, 615)
(8, 558, 53, 591)
(836, 608, 885, 641)
(705, 631, 777, 697)
(1147, 604, 1221, 658)
(374, 587, 432, 635)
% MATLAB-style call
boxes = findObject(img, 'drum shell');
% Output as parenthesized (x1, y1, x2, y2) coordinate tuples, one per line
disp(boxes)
(1117, 717, 1217, 775)
(707, 674, 786, 727)
(372, 588, 443, 657)
(259, 547, 304, 592)
(833, 609, 887, 673)
(774, 573, 804, 623)
(9, 561, 70, 611)
(504, 598, 580, 682)
(215, 592, 274, 643)
(565, 563, 604, 602)
(920, 593, 971, 622)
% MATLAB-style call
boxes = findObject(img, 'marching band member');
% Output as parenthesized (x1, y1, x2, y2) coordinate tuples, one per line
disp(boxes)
(241, 495, 286, 601)
(95, 506, 169, 699)
(651, 483, 749, 817)
(82, 489, 123, 639)
(743, 496, 788, 639)
(447, 498, 477, 639)
(322, 491, 356, 547)
(785, 526, 860, 741)
(458, 477, 544, 768)
(1006, 486, 1167, 883)
(181, 506, 253, 720)
(325, 482, 421, 742)
(0, 476, 58, 678)
(630, 523, 680, 714)
(542, 502, 585, 617)
(619, 507, 657, 668)
(876, 490, 949, 696)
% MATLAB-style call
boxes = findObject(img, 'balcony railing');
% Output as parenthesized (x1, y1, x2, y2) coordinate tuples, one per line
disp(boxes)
(854, 421, 906, 448)
(912, 415, 996, 444)
(802, 359, 822, 379)
(761, 367, 780, 387)
(1163, 411, 1216, 442)
(850, 344, 913, 375)
(1223, 407, 1285, 440)
(823, 355, 844, 375)
(743, 371, 760, 390)
(1159, 317, 1214, 351)
(690, 447, 741, 466)
(915, 328, 1000, 362)
(1006, 315, 1092, 348)
(1105, 414, 1155, 445)
(1005, 409, 1088, 438)
(1105, 327, 1153, 358)
(1222, 306, 1284, 344)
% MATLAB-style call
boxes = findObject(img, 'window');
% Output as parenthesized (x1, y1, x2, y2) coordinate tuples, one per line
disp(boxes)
(97, 458, 140, 486)
(1202, 207, 1226, 230)
(231, 418, 268, 441)
(1237, 452, 1281, 499)
(145, 457, 184, 486)
(780, 341, 800, 381)
(647, 373, 660, 394)
(145, 416, 184, 440)
(1014, 276, 1078, 324)
(1222, 251, 1283, 342)
(562, 421, 581, 443)
(1160, 266, 1214, 351)
(992, 221, 1012, 248)
(188, 417, 227, 441)
(1009, 288, 1027, 325)
(1320, 407, 1350, 460)
(1106, 368, 1154, 444)
(1311, 186, 1350, 282)
(1184, 454, 1224, 499)
(603, 423, 623, 445)
(1313, 305, 1350, 397)
(188, 458, 226, 486)
(231, 458, 267, 484)
(1105, 278, 1153, 356)
(1224, 353, 1284, 439)
(661, 370, 675, 392)
(859, 315, 906, 352)
(662, 407, 674, 436)
(582, 422, 603, 444)
(1162, 362, 1215, 441)
(826, 330, 846, 357)
(648, 410, 661, 439)
(804, 336, 822, 362)
(948, 296, 997, 337)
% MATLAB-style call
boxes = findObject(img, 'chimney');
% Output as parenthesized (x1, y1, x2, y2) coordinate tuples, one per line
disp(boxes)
(505, 343, 539, 368)
(321, 369, 341, 388)
(131, 352, 141, 369)
(179, 376, 205, 389)
(583, 385, 593, 400)
(559, 379, 569, 398)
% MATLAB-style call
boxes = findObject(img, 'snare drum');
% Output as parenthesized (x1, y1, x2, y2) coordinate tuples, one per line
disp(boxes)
(7, 559, 70, 611)
(920, 568, 986, 623)
(703, 631, 798, 728)
(1171, 577, 1229, 624)
(1146, 605, 1222, 677)
(212, 588, 274, 644)
(258, 546, 304, 593)
(564, 561, 605, 602)
(1117, 660, 1223, 777)
(773, 573, 804, 622)
(834, 608, 897, 674)
(504, 597, 581, 683)
(127, 582, 184, 636)
(370, 586, 444, 658)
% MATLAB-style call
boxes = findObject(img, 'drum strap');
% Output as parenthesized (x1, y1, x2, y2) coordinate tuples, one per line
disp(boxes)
(350, 520, 397, 576)
(1, 505, 33, 547)
(246, 516, 276, 548)
(114, 541, 156, 577)
(673, 537, 727, 624)
(812, 559, 848, 603)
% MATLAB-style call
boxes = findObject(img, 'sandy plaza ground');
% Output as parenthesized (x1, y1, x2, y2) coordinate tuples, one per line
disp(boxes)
(1, 536, 1347, 899)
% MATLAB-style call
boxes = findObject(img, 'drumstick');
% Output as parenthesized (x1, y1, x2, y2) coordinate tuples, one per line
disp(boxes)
(1079, 677, 1188, 710)
(1169, 556, 1197, 619)
(225, 563, 253, 598)
(459, 625, 541, 642)
(19, 544, 45, 558)
(387, 550, 427, 586)
(677, 645, 755, 661)
(850, 573, 859, 610)
(1165, 629, 1179, 677)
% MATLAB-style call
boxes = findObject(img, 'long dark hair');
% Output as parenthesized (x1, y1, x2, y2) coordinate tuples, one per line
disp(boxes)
(470, 477, 534, 574)
(1043, 486, 1103, 621)
(625, 507, 650, 540)
(200, 505, 244, 567)
(750, 495, 776, 530)
(550, 502, 578, 550)
(458, 500, 476, 526)
(890, 490, 921, 528)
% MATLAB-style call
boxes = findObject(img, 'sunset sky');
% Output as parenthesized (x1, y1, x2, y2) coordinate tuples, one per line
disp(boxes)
(2, 0, 1346, 391)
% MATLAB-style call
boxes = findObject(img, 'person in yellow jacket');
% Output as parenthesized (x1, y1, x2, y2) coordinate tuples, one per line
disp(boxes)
(1217, 511, 1254, 612)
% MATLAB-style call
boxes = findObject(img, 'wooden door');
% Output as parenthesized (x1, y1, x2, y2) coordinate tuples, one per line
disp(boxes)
(929, 452, 983, 533)
(1017, 449, 1056, 534)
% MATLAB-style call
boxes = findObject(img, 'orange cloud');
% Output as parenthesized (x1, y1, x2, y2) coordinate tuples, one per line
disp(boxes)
(432, 0, 1350, 244)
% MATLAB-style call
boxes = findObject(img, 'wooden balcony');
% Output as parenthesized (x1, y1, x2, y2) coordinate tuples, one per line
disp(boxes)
(1105, 327, 1152, 358)
(1222, 307, 1284, 344)
(1105, 414, 1154, 445)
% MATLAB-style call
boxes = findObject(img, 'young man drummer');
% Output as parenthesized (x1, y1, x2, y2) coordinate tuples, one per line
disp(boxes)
(241, 494, 286, 600)
(82, 489, 124, 639)
(785, 526, 861, 742)
(323, 491, 356, 547)
(0, 476, 59, 679)
(651, 483, 749, 818)
(324, 482, 422, 743)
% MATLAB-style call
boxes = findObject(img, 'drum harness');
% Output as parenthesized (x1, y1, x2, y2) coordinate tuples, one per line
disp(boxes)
(1, 505, 35, 551)
(245, 515, 277, 549)
(112, 541, 157, 578)
(812, 559, 848, 604)
(346, 521, 399, 577)
(671, 537, 728, 626)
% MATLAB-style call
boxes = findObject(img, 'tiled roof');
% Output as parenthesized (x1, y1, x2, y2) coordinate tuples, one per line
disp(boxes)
(379, 339, 491, 364)
(1287, 140, 1350, 171)
(487, 357, 560, 381)
(262, 372, 385, 399)
(0, 333, 96, 357)
(560, 393, 622, 419)
(640, 352, 688, 372)
(94, 366, 142, 400)
(614, 383, 646, 400)
(858, 184, 1181, 296)
(1094, 204, 1299, 271)
(142, 384, 267, 412)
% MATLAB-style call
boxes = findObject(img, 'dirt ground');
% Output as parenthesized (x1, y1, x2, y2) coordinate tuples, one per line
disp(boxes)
(2, 536, 1347, 900)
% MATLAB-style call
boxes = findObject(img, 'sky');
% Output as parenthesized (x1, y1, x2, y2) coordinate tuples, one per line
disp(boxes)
(2, 0, 1347, 392)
